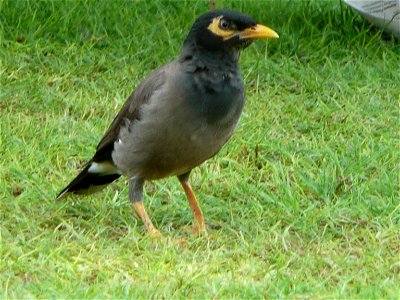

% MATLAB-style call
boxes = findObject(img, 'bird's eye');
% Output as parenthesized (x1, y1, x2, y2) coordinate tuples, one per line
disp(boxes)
(219, 19, 230, 30)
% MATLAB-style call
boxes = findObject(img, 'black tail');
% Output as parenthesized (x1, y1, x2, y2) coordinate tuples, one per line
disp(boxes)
(56, 159, 121, 200)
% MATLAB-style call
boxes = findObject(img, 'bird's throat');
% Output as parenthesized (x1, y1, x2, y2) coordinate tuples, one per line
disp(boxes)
(180, 41, 240, 71)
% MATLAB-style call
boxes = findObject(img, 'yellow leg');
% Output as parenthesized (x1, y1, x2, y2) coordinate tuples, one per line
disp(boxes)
(179, 178, 207, 236)
(133, 201, 161, 238)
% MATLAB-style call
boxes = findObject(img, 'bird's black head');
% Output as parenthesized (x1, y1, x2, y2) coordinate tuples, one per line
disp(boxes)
(184, 10, 278, 52)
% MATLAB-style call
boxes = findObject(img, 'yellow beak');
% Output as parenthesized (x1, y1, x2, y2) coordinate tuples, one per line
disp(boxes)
(239, 24, 279, 40)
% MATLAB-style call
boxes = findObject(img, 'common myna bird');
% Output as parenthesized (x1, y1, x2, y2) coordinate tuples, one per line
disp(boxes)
(57, 10, 278, 237)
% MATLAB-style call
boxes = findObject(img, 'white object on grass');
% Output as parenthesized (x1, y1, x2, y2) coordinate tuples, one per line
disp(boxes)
(344, 0, 400, 37)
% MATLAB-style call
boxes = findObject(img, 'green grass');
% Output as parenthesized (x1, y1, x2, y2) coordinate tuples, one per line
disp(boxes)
(1, 0, 399, 298)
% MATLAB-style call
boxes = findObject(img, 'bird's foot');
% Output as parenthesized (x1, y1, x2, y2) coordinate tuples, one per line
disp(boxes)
(148, 227, 162, 239)
(192, 223, 208, 237)
(172, 237, 187, 247)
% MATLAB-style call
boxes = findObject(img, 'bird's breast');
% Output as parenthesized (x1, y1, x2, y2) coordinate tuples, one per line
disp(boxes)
(185, 69, 245, 125)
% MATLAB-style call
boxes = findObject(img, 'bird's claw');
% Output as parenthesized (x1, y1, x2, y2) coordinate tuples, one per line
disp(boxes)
(148, 227, 162, 239)
(192, 224, 208, 237)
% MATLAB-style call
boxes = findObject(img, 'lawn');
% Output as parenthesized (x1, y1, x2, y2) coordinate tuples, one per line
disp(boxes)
(1, 0, 399, 298)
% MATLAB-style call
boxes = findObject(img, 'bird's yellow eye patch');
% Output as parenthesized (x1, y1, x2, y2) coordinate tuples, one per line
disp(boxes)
(207, 16, 236, 39)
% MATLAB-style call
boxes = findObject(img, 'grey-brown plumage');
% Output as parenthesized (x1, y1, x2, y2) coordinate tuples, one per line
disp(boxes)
(57, 10, 278, 236)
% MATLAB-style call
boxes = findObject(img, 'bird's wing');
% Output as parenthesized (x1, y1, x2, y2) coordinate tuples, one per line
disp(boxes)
(92, 62, 170, 162)
(56, 64, 169, 200)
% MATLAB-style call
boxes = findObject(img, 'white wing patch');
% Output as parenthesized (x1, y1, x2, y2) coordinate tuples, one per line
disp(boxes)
(88, 161, 118, 175)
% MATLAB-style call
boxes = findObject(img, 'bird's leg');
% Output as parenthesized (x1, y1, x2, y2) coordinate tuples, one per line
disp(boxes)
(178, 172, 207, 236)
(132, 201, 160, 238)
(129, 177, 161, 238)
